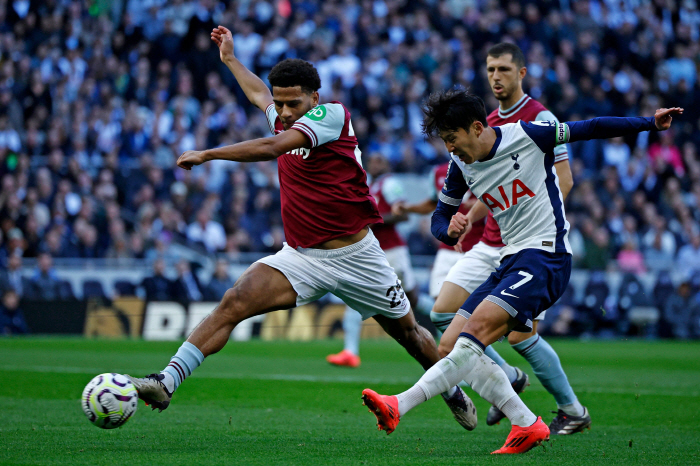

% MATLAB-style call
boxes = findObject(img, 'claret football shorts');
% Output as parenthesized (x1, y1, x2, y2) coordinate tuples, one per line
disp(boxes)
(257, 229, 411, 320)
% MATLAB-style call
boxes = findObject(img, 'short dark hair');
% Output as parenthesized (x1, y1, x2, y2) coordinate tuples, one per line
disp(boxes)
(487, 42, 526, 69)
(268, 58, 321, 94)
(422, 88, 487, 137)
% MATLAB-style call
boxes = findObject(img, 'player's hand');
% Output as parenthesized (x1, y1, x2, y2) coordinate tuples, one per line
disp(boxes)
(654, 107, 683, 131)
(211, 26, 234, 63)
(177, 150, 208, 170)
(447, 212, 471, 238)
(392, 201, 407, 217)
(453, 231, 469, 253)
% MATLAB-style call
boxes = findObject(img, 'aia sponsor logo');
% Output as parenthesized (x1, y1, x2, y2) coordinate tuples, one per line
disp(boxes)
(482, 179, 535, 212)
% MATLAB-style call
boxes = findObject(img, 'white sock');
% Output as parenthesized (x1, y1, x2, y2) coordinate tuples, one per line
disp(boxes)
(406, 334, 536, 426)
(500, 396, 538, 427)
(396, 385, 428, 416)
(558, 399, 585, 417)
(160, 372, 176, 393)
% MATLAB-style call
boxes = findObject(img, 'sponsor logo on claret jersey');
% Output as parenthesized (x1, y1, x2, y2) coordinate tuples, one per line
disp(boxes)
(288, 147, 311, 158)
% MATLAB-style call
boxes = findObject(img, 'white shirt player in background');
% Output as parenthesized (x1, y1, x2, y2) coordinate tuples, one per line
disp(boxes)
(429, 42, 589, 434)
(360, 86, 682, 454)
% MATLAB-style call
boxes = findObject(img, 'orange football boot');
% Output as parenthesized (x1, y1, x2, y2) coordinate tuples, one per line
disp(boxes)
(361, 389, 400, 434)
(326, 350, 361, 367)
(492, 416, 550, 454)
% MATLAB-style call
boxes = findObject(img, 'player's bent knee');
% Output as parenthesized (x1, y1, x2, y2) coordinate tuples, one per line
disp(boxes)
(508, 329, 537, 345)
(218, 287, 250, 324)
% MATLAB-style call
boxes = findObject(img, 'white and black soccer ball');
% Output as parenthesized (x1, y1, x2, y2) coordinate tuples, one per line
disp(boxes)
(81, 373, 138, 429)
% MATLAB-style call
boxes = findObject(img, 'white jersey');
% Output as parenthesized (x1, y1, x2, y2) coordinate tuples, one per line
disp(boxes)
(451, 120, 571, 259)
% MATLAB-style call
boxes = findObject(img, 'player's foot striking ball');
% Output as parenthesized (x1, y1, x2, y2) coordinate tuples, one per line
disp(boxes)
(125, 373, 173, 412)
(491, 416, 550, 454)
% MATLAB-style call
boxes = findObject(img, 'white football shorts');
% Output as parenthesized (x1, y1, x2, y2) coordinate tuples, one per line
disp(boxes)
(429, 248, 463, 298)
(446, 241, 546, 321)
(383, 245, 416, 292)
(257, 229, 411, 320)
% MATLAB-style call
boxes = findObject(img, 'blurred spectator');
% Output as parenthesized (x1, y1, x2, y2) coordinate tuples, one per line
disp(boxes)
(677, 232, 700, 279)
(28, 253, 61, 301)
(0, 255, 29, 297)
(186, 209, 226, 253)
(173, 259, 203, 302)
(204, 259, 233, 301)
(0, 290, 29, 335)
(141, 258, 174, 301)
(642, 216, 677, 271)
(0, 0, 694, 318)
(616, 241, 646, 274)
(663, 282, 698, 340)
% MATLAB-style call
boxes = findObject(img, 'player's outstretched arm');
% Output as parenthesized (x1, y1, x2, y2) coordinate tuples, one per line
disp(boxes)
(177, 130, 308, 169)
(392, 199, 438, 216)
(211, 26, 273, 112)
(564, 108, 683, 143)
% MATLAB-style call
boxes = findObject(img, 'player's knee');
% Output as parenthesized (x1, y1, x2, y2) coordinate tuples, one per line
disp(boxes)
(218, 287, 248, 323)
(508, 330, 536, 345)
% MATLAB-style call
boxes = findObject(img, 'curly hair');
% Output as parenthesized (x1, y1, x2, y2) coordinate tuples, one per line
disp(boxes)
(268, 59, 321, 94)
(421, 88, 488, 137)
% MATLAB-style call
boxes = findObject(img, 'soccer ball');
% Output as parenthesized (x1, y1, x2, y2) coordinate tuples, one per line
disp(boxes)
(81, 373, 138, 429)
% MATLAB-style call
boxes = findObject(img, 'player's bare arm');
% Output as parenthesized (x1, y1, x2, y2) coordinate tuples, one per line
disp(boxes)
(553, 160, 573, 200)
(211, 25, 273, 112)
(392, 199, 437, 216)
(177, 130, 309, 170)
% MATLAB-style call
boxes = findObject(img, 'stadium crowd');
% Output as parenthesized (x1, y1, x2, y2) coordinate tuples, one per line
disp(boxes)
(1, 0, 700, 336)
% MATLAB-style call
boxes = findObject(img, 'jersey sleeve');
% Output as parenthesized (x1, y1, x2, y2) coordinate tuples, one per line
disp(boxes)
(381, 177, 405, 205)
(290, 103, 345, 148)
(536, 110, 569, 163)
(265, 103, 277, 135)
(519, 120, 563, 155)
(430, 159, 468, 246)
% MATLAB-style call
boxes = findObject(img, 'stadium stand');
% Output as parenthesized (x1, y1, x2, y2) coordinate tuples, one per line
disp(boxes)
(0, 0, 699, 337)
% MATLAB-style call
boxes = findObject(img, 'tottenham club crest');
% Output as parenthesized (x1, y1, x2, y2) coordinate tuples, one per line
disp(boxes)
(511, 153, 520, 170)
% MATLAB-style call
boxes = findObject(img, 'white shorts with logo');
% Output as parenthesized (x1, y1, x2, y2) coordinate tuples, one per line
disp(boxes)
(446, 241, 546, 321)
(384, 245, 416, 292)
(256, 229, 411, 321)
(429, 249, 463, 298)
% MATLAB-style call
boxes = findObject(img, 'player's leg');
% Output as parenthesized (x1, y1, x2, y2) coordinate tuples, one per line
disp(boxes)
(508, 322, 590, 433)
(431, 244, 520, 383)
(366, 250, 570, 452)
(326, 306, 362, 367)
(332, 231, 476, 430)
(128, 245, 329, 411)
(369, 311, 477, 431)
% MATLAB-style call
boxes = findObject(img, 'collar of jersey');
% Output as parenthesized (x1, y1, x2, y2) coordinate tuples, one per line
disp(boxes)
(479, 127, 502, 163)
(498, 94, 530, 119)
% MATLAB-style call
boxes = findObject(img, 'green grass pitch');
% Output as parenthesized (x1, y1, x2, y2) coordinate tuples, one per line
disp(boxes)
(1, 337, 699, 465)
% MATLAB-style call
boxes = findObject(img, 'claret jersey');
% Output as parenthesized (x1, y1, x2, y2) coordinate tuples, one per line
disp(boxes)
(369, 173, 406, 250)
(265, 101, 382, 249)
